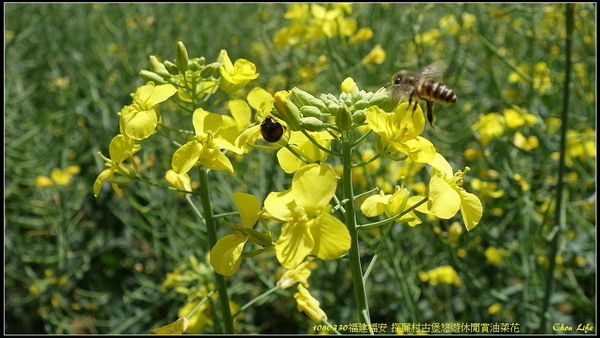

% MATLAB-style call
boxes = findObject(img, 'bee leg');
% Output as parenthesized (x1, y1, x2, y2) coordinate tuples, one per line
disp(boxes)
(409, 92, 419, 115)
(426, 100, 435, 128)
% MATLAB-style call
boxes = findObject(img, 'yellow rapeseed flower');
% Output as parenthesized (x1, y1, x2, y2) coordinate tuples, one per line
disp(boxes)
(361, 44, 386, 67)
(119, 82, 177, 140)
(419, 265, 461, 287)
(294, 284, 328, 323)
(484, 247, 507, 266)
(473, 113, 505, 145)
(264, 164, 350, 269)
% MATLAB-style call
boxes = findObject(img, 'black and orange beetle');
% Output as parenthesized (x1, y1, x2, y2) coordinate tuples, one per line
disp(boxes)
(260, 116, 285, 143)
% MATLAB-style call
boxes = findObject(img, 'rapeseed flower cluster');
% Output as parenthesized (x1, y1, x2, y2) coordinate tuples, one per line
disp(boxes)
(94, 43, 258, 198)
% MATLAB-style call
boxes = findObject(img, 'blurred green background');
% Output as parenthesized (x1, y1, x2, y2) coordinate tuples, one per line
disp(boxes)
(5, 3, 596, 334)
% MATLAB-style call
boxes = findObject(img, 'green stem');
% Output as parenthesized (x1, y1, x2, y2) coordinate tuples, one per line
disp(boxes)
(357, 197, 428, 230)
(300, 129, 342, 157)
(232, 285, 281, 318)
(352, 152, 382, 168)
(539, 3, 574, 332)
(198, 167, 234, 334)
(341, 132, 370, 324)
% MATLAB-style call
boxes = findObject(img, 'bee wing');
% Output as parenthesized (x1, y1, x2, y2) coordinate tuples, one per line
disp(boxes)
(420, 61, 448, 81)
(387, 82, 414, 101)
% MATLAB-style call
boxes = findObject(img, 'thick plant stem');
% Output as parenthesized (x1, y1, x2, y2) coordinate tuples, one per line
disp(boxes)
(341, 133, 370, 324)
(198, 167, 234, 334)
(539, 3, 574, 332)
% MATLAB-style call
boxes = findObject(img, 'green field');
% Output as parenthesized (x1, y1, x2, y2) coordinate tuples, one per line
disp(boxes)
(5, 3, 596, 334)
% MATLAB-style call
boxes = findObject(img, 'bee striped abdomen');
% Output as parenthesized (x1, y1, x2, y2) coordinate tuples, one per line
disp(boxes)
(419, 80, 457, 104)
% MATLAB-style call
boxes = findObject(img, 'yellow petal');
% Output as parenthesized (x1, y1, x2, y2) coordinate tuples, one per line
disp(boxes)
(93, 169, 112, 198)
(341, 77, 358, 94)
(232, 59, 259, 80)
(110, 180, 123, 197)
(410, 195, 430, 214)
(165, 169, 192, 193)
(109, 134, 135, 164)
(198, 147, 234, 173)
(298, 132, 332, 163)
(277, 261, 314, 289)
(247, 87, 273, 111)
(398, 210, 422, 227)
(145, 84, 177, 107)
(459, 190, 483, 231)
(35, 175, 54, 188)
(50, 168, 72, 185)
(228, 99, 252, 130)
(149, 317, 189, 334)
(264, 189, 295, 221)
(427, 173, 461, 219)
(210, 233, 248, 276)
(276, 221, 314, 269)
(366, 106, 391, 138)
(122, 109, 158, 140)
(291, 164, 337, 211)
(360, 193, 390, 217)
(171, 141, 201, 174)
(396, 136, 436, 163)
(192, 108, 222, 137)
(135, 83, 155, 103)
(217, 49, 234, 72)
(232, 192, 261, 227)
(235, 125, 261, 150)
(428, 152, 453, 177)
(310, 214, 350, 260)
(277, 146, 303, 174)
(385, 188, 409, 217)
(294, 284, 328, 323)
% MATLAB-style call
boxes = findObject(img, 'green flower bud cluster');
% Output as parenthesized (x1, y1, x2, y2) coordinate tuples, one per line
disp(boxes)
(322, 87, 395, 129)
(274, 85, 396, 134)
(139, 41, 217, 85)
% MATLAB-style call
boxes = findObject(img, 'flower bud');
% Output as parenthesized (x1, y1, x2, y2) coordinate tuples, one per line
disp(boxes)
(201, 62, 221, 78)
(300, 105, 322, 118)
(163, 61, 180, 75)
(300, 117, 325, 132)
(292, 88, 327, 111)
(322, 102, 340, 115)
(335, 105, 352, 131)
(353, 99, 370, 110)
(149, 55, 166, 73)
(352, 109, 366, 124)
(189, 61, 201, 72)
(176, 41, 189, 72)
(369, 92, 394, 110)
(139, 70, 168, 84)
(274, 91, 302, 131)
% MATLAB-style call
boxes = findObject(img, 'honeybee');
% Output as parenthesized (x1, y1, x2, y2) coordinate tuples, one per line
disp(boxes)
(390, 61, 457, 127)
